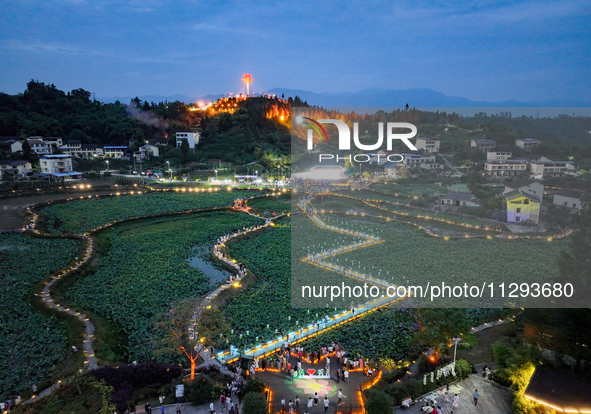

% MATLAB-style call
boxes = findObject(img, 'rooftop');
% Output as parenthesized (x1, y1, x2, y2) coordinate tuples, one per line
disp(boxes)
(504, 178, 540, 189)
(416, 136, 439, 141)
(524, 366, 591, 410)
(441, 192, 476, 201)
(505, 189, 540, 203)
(555, 189, 586, 199)
(40, 154, 71, 158)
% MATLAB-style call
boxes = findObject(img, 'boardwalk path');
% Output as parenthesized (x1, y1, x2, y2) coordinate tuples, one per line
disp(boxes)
(209, 195, 402, 364)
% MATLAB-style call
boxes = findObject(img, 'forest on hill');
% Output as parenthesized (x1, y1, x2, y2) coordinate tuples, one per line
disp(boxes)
(0, 81, 293, 164)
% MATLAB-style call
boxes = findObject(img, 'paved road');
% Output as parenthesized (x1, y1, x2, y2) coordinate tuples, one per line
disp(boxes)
(399, 373, 513, 414)
(439, 154, 465, 176)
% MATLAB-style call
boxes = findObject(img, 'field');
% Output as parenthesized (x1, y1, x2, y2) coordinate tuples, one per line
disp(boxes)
(298, 308, 418, 361)
(333, 216, 567, 306)
(0, 233, 79, 400)
(314, 195, 495, 228)
(370, 183, 446, 197)
(222, 214, 373, 349)
(447, 183, 470, 193)
(41, 189, 263, 234)
(248, 192, 292, 216)
(63, 211, 264, 361)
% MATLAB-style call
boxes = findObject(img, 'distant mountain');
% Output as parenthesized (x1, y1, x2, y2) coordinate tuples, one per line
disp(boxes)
(98, 88, 591, 108)
(264, 87, 591, 108)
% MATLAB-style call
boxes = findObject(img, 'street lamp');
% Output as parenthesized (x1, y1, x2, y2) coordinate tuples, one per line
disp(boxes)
(452, 337, 461, 363)
(167, 161, 171, 180)
(105, 160, 109, 172)
(215, 169, 218, 181)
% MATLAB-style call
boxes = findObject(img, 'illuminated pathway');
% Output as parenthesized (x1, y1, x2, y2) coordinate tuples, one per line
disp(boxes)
(213, 193, 401, 364)
(27, 209, 99, 371)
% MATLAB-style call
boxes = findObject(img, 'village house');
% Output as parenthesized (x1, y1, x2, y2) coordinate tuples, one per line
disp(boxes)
(154, 138, 169, 146)
(400, 153, 442, 170)
(470, 139, 496, 152)
(484, 159, 528, 177)
(552, 189, 589, 210)
(505, 189, 541, 224)
(486, 151, 512, 160)
(135, 144, 160, 160)
(502, 178, 544, 202)
(530, 160, 575, 178)
(374, 163, 408, 179)
(11, 138, 53, 155)
(516, 138, 542, 149)
(103, 146, 127, 158)
(39, 154, 82, 179)
(0, 160, 32, 178)
(439, 192, 480, 207)
(175, 132, 200, 149)
(415, 137, 440, 153)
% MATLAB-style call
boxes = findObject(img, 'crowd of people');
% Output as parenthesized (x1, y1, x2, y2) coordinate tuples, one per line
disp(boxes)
(208, 378, 245, 414)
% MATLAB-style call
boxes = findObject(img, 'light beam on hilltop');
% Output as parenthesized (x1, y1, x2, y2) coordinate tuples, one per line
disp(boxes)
(242, 74, 253, 96)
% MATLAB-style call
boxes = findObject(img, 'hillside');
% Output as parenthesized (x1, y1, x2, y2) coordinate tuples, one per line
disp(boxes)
(0, 81, 293, 164)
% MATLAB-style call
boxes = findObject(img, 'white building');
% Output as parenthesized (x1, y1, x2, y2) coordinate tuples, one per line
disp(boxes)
(0, 160, 32, 178)
(401, 153, 436, 166)
(503, 179, 544, 202)
(79, 144, 103, 158)
(374, 162, 409, 179)
(39, 154, 82, 179)
(439, 192, 480, 207)
(553, 189, 589, 210)
(471, 139, 496, 152)
(516, 138, 542, 149)
(487, 151, 512, 160)
(415, 137, 440, 153)
(530, 160, 575, 178)
(292, 165, 345, 180)
(103, 146, 127, 158)
(176, 132, 200, 149)
(28, 136, 63, 149)
(11, 139, 52, 155)
(135, 144, 159, 160)
(484, 159, 528, 177)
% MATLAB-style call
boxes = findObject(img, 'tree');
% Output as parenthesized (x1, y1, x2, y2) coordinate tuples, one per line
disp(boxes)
(180, 138, 190, 160)
(365, 389, 393, 414)
(22, 139, 33, 161)
(151, 297, 205, 379)
(240, 379, 265, 398)
(242, 392, 268, 414)
(556, 207, 591, 304)
(414, 309, 472, 356)
(186, 374, 217, 405)
(363, 171, 372, 180)
(397, 166, 411, 179)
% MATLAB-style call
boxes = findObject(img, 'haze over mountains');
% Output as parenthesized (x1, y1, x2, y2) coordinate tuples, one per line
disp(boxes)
(98, 88, 591, 109)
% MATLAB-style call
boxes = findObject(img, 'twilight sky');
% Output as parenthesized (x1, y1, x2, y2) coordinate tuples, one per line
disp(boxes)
(0, 0, 590, 102)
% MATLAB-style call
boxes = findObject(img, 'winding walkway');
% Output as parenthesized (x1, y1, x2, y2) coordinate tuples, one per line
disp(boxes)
(26, 208, 99, 370)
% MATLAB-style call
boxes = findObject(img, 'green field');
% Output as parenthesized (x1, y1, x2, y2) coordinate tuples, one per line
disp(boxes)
(222, 215, 370, 349)
(298, 309, 418, 361)
(334, 217, 567, 306)
(41, 190, 262, 234)
(0, 234, 79, 400)
(315, 195, 495, 228)
(63, 211, 264, 361)
(248, 192, 292, 216)
(447, 183, 470, 193)
(370, 183, 446, 197)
